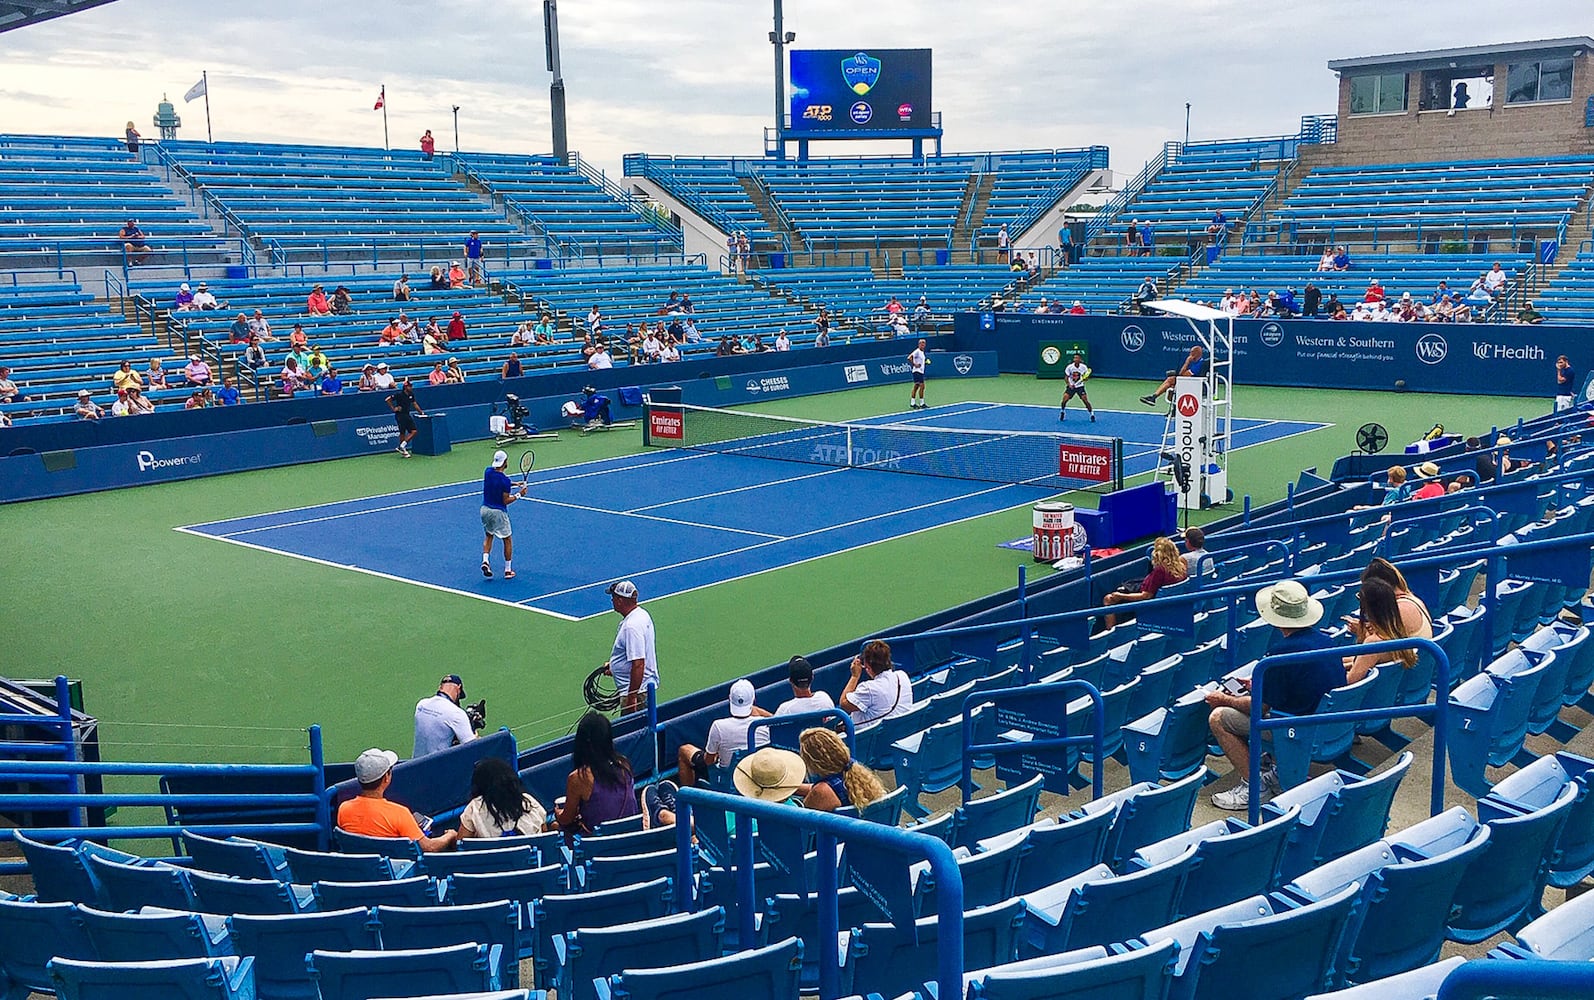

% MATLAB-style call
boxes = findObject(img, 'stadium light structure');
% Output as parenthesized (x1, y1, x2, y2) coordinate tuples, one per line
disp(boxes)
(452, 104, 461, 152)
(544, 0, 569, 160)
(769, 0, 795, 158)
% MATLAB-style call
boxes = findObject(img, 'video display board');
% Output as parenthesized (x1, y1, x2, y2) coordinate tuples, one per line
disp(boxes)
(789, 49, 932, 132)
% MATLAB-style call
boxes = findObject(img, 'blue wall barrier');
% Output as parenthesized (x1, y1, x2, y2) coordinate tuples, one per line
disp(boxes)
(954, 311, 1573, 398)
(0, 347, 997, 503)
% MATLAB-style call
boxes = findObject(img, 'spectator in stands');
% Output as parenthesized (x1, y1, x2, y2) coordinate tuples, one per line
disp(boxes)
(1207, 210, 1228, 246)
(885, 295, 904, 316)
(887, 313, 909, 338)
(587, 344, 613, 370)
(1218, 289, 1240, 314)
(423, 326, 448, 354)
(1433, 296, 1455, 322)
(306, 284, 332, 315)
(243, 337, 267, 370)
(463, 232, 484, 285)
(1207, 580, 1337, 810)
(143, 357, 168, 390)
(428, 265, 448, 291)
(320, 366, 344, 396)
(184, 355, 212, 386)
(127, 386, 155, 414)
(447, 261, 466, 289)
(184, 389, 208, 410)
(534, 314, 557, 343)
(124, 121, 140, 153)
(510, 321, 536, 347)
(1517, 300, 1546, 325)
(173, 282, 195, 311)
(358, 365, 378, 391)
(996, 223, 1010, 261)
(119, 218, 151, 264)
(1431, 280, 1451, 305)
(1101, 536, 1189, 627)
(0, 367, 21, 403)
(278, 358, 307, 396)
(428, 361, 447, 386)
(228, 313, 252, 344)
(247, 309, 275, 341)
(74, 390, 103, 420)
(1262, 290, 1290, 317)
(1467, 273, 1492, 304)
(419, 129, 436, 160)
(331, 285, 354, 315)
(390, 312, 415, 343)
(1140, 344, 1204, 406)
(1380, 465, 1411, 505)
(1316, 247, 1337, 272)
(1139, 219, 1155, 256)
(1409, 462, 1445, 500)
(752, 334, 771, 353)
(338, 748, 458, 852)
(662, 291, 681, 313)
(586, 304, 603, 332)
(643, 327, 664, 360)
(794, 727, 885, 813)
(1302, 283, 1322, 318)
(1362, 556, 1435, 643)
(287, 323, 308, 350)
(458, 757, 548, 839)
(1239, 290, 1259, 315)
(112, 360, 144, 393)
(1133, 275, 1159, 314)
(307, 345, 330, 377)
(737, 233, 752, 269)
(216, 378, 241, 406)
(379, 318, 405, 345)
(776, 655, 835, 716)
(840, 639, 914, 725)
(550, 712, 639, 836)
(677, 678, 771, 787)
(1450, 294, 1473, 322)
(1484, 262, 1508, 298)
(393, 274, 412, 301)
(192, 283, 224, 311)
(774, 329, 791, 352)
(501, 352, 522, 380)
(371, 362, 396, 391)
(660, 338, 680, 363)
(679, 293, 694, 314)
(1069, 300, 1086, 315)
(1343, 578, 1419, 686)
(1180, 526, 1208, 576)
(1364, 278, 1385, 304)
(420, 315, 442, 344)
(110, 390, 130, 417)
(1325, 293, 1346, 320)
(913, 296, 932, 330)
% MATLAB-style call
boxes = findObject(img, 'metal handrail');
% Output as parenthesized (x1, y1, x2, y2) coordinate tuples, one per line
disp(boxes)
(673, 785, 964, 1000)
(960, 680, 1105, 804)
(1436, 960, 1594, 999)
(745, 708, 856, 752)
(1086, 141, 1178, 244)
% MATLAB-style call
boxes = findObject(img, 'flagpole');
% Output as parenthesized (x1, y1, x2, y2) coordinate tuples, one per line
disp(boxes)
(202, 71, 213, 143)
(381, 84, 389, 150)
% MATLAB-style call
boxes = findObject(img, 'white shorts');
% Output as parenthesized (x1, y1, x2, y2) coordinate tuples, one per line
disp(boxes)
(481, 507, 511, 538)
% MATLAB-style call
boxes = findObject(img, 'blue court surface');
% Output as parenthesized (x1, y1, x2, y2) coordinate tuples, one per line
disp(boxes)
(178, 402, 1327, 620)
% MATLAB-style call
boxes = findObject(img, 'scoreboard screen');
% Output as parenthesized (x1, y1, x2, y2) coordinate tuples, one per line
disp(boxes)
(789, 49, 932, 132)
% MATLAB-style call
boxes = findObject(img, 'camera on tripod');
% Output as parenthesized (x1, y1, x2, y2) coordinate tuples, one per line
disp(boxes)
(1160, 450, 1193, 493)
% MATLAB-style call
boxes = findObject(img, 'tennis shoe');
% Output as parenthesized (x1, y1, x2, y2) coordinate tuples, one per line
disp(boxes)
(503, 569, 515, 580)
(1058, 411, 1065, 421)
(1090, 412, 1096, 422)
(481, 562, 492, 579)
(1139, 394, 1156, 405)
(395, 445, 406, 454)
(1212, 780, 1250, 811)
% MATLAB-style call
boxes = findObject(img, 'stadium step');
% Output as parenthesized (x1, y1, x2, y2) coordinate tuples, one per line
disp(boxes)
(737, 174, 796, 251)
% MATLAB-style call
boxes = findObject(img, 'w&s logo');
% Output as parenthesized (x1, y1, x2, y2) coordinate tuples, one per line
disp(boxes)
(1414, 333, 1448, 366)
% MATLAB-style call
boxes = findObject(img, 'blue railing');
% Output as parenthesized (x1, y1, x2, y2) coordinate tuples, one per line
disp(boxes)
(1439, 959, 1594, 998)
(960, 680, 1105, 804)
(673, 786, 964, 1000)
(1086, 141, 1179, 243)
(746, 708, 856, 753)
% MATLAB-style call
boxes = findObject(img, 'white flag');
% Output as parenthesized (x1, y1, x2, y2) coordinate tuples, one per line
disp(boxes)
(183, 76, 207, 103)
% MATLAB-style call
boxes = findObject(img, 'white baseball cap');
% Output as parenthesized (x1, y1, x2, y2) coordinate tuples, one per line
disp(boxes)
(354, 748, 398, 784)
(491, 450, 507, 468)
(607, 580, 638, 600)
(728, 679, 756, 718)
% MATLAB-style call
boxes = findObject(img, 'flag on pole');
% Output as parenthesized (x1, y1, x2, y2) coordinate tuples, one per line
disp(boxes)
(373, 86, 385, 111)
(183, 76, 207, 103)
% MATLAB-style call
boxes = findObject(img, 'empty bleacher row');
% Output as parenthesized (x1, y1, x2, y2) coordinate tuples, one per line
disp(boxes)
(746, 264, 1017, 330)
(1102, 139, 1289, 248)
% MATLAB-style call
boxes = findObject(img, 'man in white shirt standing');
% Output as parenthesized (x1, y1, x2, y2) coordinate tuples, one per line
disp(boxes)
(604, 580, 658, 714)
(775, 656, 835, 716)
(840, 640, 915, 726)
(413, 674, 480, 757)
(907, 339, 929, 410)
(676, 678, 772, 787)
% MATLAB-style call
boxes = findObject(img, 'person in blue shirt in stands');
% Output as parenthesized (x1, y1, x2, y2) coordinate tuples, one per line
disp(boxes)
(480, 449, 528, 579)
(319, 367, 344, 396)
(1205, 580, 1340, 810)
(216, 377, 242, 406)
(463, 230, 484, 285)
(1139, 219, 1155, 255)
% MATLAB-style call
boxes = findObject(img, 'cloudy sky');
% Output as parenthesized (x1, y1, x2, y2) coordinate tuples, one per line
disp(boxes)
(1, 1, 1589, 179)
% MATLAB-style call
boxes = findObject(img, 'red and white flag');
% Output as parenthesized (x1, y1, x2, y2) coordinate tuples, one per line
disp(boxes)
(373, 86, 385, 111)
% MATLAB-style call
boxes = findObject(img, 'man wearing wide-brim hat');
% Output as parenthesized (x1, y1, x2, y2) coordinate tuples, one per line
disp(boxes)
(1205, 580, 1343, 812)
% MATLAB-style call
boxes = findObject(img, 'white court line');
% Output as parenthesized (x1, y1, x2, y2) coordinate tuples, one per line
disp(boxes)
(519, 478, 1023, 605)
(626, 466, 847, 513)
(217, 490, 482, 537)
(523, 496, 785, 540)
(170, 526, 583, 622)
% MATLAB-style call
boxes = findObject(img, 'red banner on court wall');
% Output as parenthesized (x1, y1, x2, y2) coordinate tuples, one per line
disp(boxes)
(648, 408, 684, 441)
(1058, 443, 1113, 483)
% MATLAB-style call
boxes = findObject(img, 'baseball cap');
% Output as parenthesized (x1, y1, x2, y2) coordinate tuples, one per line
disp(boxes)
(788, 655, 815, 685)
(607, 580, 639, 600)
(491, 450, 508, 468)
(728, 679, 756, 718)
(354, 748, 398, 784)
(439, 673, 466, 697)
(377, 362, 389, 370)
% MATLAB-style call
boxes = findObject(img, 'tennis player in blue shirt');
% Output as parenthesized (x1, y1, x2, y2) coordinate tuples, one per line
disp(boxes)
(481, 450, 527, 580)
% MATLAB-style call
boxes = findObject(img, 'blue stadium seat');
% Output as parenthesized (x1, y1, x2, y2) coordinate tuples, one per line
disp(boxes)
(569, 826, 676, 865)
(852, 700, 932, 769)
(555, 907, 724, 1000)
(1285, 807, 1490, 984)
(307, 944, 500, 1000)
(226, 907, 381, 1000)
(1448, 781, 1578, 943)
(333, 832, 423, 865)
(977, 804, 1116, 894)
(1123, 689, 1217, 785)
(1146, 881, 1362, 1000)
(757, 887, 879, 991)
(593, 936, 800, 1000)
(184, 834, 292, 882)
(14, 834, 135, 904)
(1092, 768, 1207, 873)
(950, 775, 1045, 850)
(459, 832, 565, 856)
(579, 848, 681, 893)
(77, 905, 234, 962)
(834, 784, 908, 828)
(1487, 750, 1594, 888)
(188, 870, 317, 916)
(83, 856, 199, 913)
(49, 956, 256, 1000)
(1447, 647, 1556, 798)
(283, 848, 413, 885)
(592, 813, 647, 836)
(1301, 956, 1465, 1000)
(1495, 876, 1594, 960)
(418, 846, 538, 879)
(1018, 847, 1194, 957)
(0, 896, 97, 1000)
(312, 878, 441, 910)
(445, 864, 569, 913)
(1133, 804, 1301, 918)
(915, 831, 1027, 913)
(530, 877, 672, 988)
(843, 899, 1025, 998)
(1518, 623, 1589, 735)
(1274, 753, 1412, 881)
(965, 937, 1180, 1000)
(1271, 671, 1380, 790)
(373, 902, 522, 987)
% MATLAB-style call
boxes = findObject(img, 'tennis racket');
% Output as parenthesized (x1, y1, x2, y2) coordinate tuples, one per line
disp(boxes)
(519, 450, 535, 492)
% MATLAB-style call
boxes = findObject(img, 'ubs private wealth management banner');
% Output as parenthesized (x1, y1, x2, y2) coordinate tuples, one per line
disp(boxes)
(954, 312, 1572, 398)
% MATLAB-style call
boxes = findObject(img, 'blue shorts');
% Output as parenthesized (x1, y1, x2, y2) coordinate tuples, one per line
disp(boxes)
(913, 372, 925, 386)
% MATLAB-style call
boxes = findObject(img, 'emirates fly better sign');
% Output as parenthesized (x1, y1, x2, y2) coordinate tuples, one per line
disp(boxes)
(1058, 442, 1113, 483)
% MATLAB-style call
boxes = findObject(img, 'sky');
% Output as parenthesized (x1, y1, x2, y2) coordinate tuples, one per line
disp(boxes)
(0, 0, 1590, 181)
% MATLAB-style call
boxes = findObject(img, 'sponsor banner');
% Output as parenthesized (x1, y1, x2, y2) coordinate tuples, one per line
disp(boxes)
(844, 364, 870, 384)
(647, 408, 685, 441)
(954, 312, 1577, 397)
(1058, 442, 1113, 483)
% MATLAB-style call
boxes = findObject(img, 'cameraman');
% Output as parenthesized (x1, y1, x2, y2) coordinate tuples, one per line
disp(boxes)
(413, 674, 485, 757)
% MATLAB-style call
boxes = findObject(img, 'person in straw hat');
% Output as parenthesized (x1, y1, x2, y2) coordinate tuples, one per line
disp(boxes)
(733, 747, 807, 804)
(1205, 580, 1341, 811)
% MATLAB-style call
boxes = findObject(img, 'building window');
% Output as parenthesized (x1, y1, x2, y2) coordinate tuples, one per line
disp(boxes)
(1418, 67, 1493, 111)
(1349, 73, 1407, 115)
(1506, 58, 1574, 104)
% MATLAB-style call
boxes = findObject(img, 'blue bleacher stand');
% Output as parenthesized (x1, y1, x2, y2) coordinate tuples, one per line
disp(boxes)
(49, 956, 257, 1000)
(0, 896, 97, 1000)
(554, 907, 725, 1000)
(307, 944, 500, 1000)
(593, 936, 801, 1000)
(226, 907, 381, 1000)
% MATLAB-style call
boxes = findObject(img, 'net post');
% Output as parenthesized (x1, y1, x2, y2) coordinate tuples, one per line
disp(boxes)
(846, 424, 854, 468)
(641, 400, 652, 446)
(1114, 437, 1125, 492)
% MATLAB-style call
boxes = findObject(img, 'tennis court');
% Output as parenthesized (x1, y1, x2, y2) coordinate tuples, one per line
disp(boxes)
(177, 400, 1326, 620)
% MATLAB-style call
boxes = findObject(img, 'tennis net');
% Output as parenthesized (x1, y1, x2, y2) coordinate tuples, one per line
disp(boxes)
(643, 403, 1124, 492)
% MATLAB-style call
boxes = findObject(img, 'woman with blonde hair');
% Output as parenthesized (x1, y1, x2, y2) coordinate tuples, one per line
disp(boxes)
(1102, 536, 1189, 627)
(795, 727, 884, 812)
